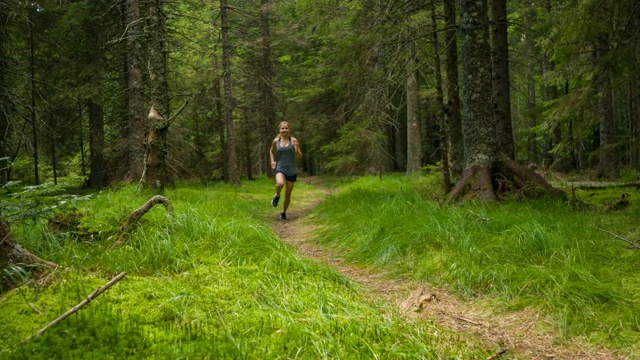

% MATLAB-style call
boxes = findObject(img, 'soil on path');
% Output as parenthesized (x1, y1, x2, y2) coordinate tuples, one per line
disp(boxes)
(271, 177, 626, 360)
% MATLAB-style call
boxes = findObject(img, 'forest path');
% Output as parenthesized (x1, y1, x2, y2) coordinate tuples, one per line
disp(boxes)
(270, 176, 623, 360)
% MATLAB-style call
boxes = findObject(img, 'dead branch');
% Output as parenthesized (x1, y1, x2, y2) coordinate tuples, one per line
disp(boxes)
(167, 99, 190, 124)
(112, 195, 173, 247)
(452, 315, 483, 326)
(467, 210, 491, 221)
(486, 349, 508, 360)
(595, 227, 640, 249)
(21, 272, 126, 343)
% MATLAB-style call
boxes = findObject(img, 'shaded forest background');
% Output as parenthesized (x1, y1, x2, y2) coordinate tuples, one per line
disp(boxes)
(1, 0, 639, 192)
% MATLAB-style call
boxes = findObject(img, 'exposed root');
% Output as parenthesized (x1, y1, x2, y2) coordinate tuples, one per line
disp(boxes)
(446, 157, 565, 204)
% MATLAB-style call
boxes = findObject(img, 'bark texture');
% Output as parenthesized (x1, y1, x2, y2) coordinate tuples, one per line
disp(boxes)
(142, 0, 172, 191)
(259, 0, 277, 176)
(124, 0, 146, 181)
(88, 100, 107, 189)
(491, 0, 514, 159)
(460, 0, 495, 168)
(595, 34, 616, 178)
(431, 0, 451, 192)
(443, 0, 464, 179)
(220, 0, 239, 184)
(406, 55, 422, 174)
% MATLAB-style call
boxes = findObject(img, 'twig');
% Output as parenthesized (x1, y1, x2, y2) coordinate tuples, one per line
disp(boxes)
(486, 349, 508, 360)
(595, 227, 640, 249)
(0, 232, 10, 246)
(467, 210, 491, 221)
(452, 315, 483, 326)
(20, 272, 126, 343)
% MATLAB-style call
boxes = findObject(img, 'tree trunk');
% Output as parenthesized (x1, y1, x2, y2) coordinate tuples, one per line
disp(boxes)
(595, 35, 616, 178)
(29, 13, 39, 186)
(220, 0, 239, 184)
(443, 0, 464, 179)
(543, 54, 561, 166)
(78, 105, 87, 177)
(406, 53, 422, 174)
(491, 0, 514, 159)
(447, 0, 561, 203)
(431, 0, 452, 192)
(124, 0, 146, 181)
(0, 5, 8, 186)
(242, 110, 254, 180)
(460, 0, 495, 169)
(260, 0, 276, 176)
(543, 0, 562, 167)
(142, 0, 172, 191)
(394, 106, 407, 172)
(631, 79, 640, 169)
(213, 74, 227, 181)
(526, 61, 538, 164)
(88, 100, 107, 189)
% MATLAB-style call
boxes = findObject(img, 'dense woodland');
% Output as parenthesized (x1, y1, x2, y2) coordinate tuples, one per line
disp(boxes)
(0, 0, 639, 193)
(2, 1, 640, 357)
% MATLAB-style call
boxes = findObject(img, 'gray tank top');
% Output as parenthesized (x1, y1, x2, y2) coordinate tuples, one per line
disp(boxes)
(275, 138, 297, 176)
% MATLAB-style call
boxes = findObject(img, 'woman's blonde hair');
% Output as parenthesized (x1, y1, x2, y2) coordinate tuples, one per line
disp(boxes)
(278, 121, 290, 130)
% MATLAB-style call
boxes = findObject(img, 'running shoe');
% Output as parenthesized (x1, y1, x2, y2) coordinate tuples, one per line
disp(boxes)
(271, 195, 280, 207)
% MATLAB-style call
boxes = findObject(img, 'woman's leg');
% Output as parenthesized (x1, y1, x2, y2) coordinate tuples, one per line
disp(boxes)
(272, 173, 286, 207)
(282, 180, 295, 214)
(274, 173, 285, 196)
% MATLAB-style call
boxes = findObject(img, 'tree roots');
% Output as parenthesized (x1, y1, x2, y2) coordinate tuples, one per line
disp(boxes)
(446, 158, 564, 204)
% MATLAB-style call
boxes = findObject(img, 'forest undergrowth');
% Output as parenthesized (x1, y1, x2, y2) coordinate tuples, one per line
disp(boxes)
(1, 177, 487, 359)
(1, 173, 639, 359)
(302, 173, 640, 359)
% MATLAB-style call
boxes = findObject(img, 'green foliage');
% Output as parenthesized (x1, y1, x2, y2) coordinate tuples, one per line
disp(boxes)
(0, 178, 488, 359)
(310, 174, 640, 352)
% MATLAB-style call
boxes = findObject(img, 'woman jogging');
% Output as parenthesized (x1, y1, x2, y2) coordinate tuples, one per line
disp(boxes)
(269, 121, 303, 220)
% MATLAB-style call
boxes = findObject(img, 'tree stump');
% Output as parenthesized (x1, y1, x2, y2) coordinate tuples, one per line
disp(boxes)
(1, 217, 58, 290)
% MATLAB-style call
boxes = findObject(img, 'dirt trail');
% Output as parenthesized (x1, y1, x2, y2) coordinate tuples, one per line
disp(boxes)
(271, 177, 625, 360)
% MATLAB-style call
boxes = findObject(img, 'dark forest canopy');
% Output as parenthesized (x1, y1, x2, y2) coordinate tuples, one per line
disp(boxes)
(1, 0, 639, 194)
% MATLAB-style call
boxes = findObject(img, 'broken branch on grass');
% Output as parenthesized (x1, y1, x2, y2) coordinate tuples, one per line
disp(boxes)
(595, 227, 640, 249)
(486, 349, 508, 360)
(112, 195, 174, 247)
(21, 272, 126, 343)
(452, 315, 483, 326)
(467, 210, 491, 221)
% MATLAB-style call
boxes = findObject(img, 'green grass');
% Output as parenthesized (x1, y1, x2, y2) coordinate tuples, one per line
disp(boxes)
(1, 177, 489, 359)
(310, 173, 640, 353)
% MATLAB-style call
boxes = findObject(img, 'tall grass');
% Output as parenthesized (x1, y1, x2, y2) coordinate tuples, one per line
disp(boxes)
(310, 174, 640, 351)
(1, 177, 489, 359)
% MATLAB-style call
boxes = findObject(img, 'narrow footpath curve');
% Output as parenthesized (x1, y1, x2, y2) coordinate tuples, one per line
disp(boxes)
(271, 177, 624, 360)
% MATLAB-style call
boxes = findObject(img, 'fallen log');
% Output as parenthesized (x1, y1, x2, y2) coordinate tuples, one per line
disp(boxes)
(560, 180, 640, 190)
